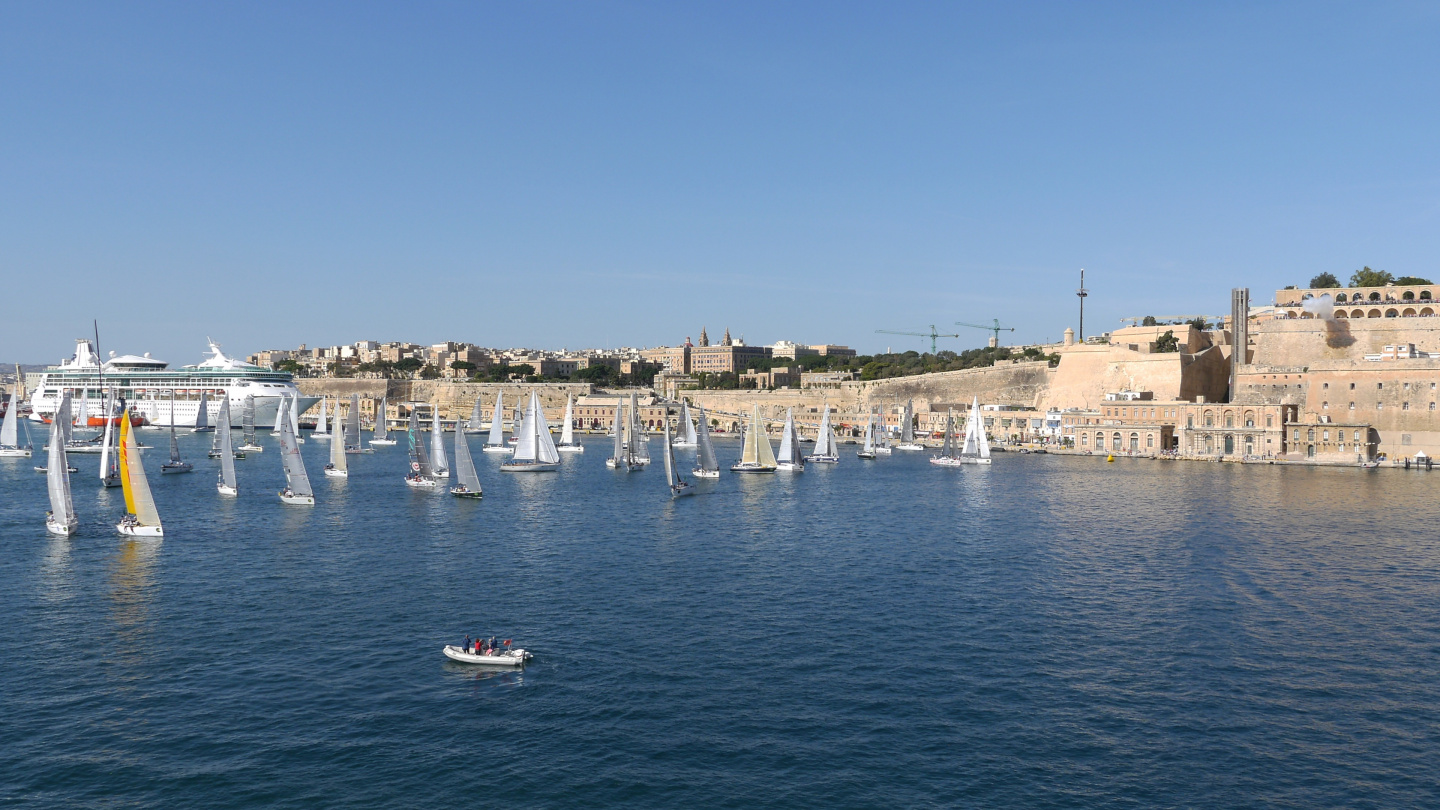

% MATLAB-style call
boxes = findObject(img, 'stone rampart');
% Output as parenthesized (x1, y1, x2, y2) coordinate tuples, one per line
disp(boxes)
(1250, 317, 1440, 365)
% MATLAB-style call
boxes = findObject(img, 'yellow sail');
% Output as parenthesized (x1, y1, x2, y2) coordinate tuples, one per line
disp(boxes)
(119, 410, 162, 529)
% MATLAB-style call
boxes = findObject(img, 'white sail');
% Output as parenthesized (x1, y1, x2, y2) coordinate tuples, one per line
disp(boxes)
(409, 410, 435, 476)
(559, 395, 576, 446)
(194, 390, 211, 430)
(218, 398, 237, 490)
(329, 403, 347, 472)
(901, 399, 915, 443)
(776, 408, 796, 463)
(2, 374, 22, 447)
(99, 390, 116, 481)
(74, 389, 89, 428)
(312, 397, 329, 436)
(47, 397, 77, 529)
(373, 396, 390, 441)
(242, 395, 258, 445)
(813, 403, 838, 457)
(452, 418, 482, 492)
(740, 404, 777, 467)
(976, 398, 991, 459)
(430, 406, 449, 475)
(676, 401, 698, 446)
(485, 392, 506, 448)
(288, 394, 301, 439)
(942, 409, 956, 456)
(611, 401, 625, 463)
(695, 406, 719, 472)
(347, 395, 362, 451)
(278, 403, 313, 497)
(468, 395, 485, 432)
(119, 411, 162, 531)
(531, 392, 560, 463)
(663, 419, 678, 487)
(629, 392, 649, 462)
(862, 412, 876, 453)
(961, 403, 980, 457)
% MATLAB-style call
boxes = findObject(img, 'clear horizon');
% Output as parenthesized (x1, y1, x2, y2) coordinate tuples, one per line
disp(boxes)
(3, 2, 1437, 364)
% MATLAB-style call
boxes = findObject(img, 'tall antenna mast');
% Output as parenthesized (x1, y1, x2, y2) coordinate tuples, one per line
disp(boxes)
(1076, 269, 1089, 341)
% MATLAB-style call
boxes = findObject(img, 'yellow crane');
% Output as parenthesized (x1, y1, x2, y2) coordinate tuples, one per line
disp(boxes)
(874, 325, 962, 354)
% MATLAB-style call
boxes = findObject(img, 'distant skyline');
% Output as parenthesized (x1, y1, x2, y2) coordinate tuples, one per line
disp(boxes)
(3, 2, 1438, 363)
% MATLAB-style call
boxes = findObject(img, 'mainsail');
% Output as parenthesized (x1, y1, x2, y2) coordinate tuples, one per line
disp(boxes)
(119, 410, 162, 531)
(373, 396, 390, 441)
(629, 392, 649, 463)
(512, 391, 560, 464)
(74, 389, 89, 428)
(346, 394, 362, 452)
(278, 402, 313, 497)
(941, 408, 956, 456)
(288, 394, 301, 439)
(100, 390, 118, 482)
(485, 392, 506, 448)
(329, 402, 347, 473)
(814, 403, 838, 456)
(559, 395, 576, 446)
(961, 396, 992, 460)
(242, 395, 258, 446)
(901, 399, 915, 443)
(409, 410, 434, 476)
(47, 397, 77, 527)
(611, 401, 625, 463)
(218, 398, 237, 490)
(663, 419, 679, 488)
(777, 408, 804, 466)
(1, 373, 22, 448)
(677, 401, 698, 445)
(429, 406, 449, 475)
(468, 395, 485, 432)
(452, 417, 482, 492)
(312, 397, 329, 436)
(740, 404, 778, 467)
(695, 406, 719, 473)
(861, 412, 876, 453)
(195, 390, 211, 431)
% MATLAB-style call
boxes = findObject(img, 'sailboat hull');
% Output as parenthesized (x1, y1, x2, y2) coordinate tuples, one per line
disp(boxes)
(670, 483, 695, 497)
(500, 461, 559, 473)
(217, 483, 238, 496)
(323, 467, 349, 478)
(160, 463, 193, 474)
(370, 439, 397, 446)
(775, 461, 805, 472)
(692, 468, 720, 479)
(929, 456, 963, 467)
(46, 518, 79, 536)
(278, 491, 315, 505)
(895, 443, 925, 451)
(857, 451, 877, 459)
(449, 486, 482, 498)
(238, 444, 264, 453)
(729, 463, 776, 473)
(117, 523, 163, 537)
(482, 445, 514, 454)
(0, 448, 33, 457)
(805, 455, 839, 463)
(557, 444, 584, 453)
(406, 476, 440, 489)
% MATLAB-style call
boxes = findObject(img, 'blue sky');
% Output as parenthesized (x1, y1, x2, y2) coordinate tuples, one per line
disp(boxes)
(3, 2, 1437, 364)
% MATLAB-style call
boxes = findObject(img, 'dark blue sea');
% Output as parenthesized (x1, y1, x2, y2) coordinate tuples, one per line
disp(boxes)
(3, 429, 1439, 808)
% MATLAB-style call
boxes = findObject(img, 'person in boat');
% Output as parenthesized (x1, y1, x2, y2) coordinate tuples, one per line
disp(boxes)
(464, 635, 471, 653)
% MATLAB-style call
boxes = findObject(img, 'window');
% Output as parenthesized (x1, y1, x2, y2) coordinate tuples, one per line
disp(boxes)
(1323, 382, 1329, 389)
(1307, 428, 1315, 441)
(1266, 416, 1273, 427)
(1350, 383, 1356, 390)
(1322, 402, 1329, 410)
(1377, 402, 1384, 410)
(1225, 415, 1233, 428)
(1322, 430, 1329, 441)
(1431, 402, 1436, 411)
(1404, 402, 1410, 410)
(1080, 434, 1088, 446)
(1349, 402, 1355, 410)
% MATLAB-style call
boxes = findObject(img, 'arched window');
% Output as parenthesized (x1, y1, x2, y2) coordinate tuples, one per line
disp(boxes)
(1244, 411, 1255, 426)
(1403, 308, 1417, 317)
(1146, 433, 1154, 448)
(1421, 290, 1433, 300)
(1386, 309, 1399, 318)
(1112, 432, 1122, 450)
(1129, 433, 1139, 451)
(1080, 433, 1088, 446)
(1335, 310, 1349, 318)
(1369, 309, 1383, 318)
(1307, 428, 1315, 441)
(1336, 293, 1348, 303)
(1369, 292, 1382, 301)
(1225, 413, 1233, 428)
(1352, 309, 1365, 318)
(1422, 307, 1436, 316)
(1403, 291, 1415, 301)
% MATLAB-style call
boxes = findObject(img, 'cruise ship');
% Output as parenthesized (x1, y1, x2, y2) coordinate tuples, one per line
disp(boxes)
(26, 339, 318, 429)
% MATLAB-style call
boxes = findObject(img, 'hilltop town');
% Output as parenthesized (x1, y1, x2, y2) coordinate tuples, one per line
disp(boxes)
(252, 279, 1440, 466)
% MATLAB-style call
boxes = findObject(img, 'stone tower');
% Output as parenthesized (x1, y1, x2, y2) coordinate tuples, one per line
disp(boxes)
(722, 327, 731, 346)
(699, 327, 709, 347)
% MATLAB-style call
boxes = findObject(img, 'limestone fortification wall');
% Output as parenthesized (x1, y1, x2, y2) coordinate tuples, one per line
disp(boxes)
(1250, 317, 1440, 365)
(1037, 343, 1229, 411)
(850, 361, 1052, 411)
(297, 379, 592, 420)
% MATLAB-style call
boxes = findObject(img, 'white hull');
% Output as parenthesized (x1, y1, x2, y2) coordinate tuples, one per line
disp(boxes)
(406, 476, 440, 488)
(692, 468, 720, 479)
(217, 483, 238, 496)
(117, 523, 163, 537)
(960, 456, 993, 465)
(670, 483, 695, 497)
(557, 444, 584, 453)
(0, 448, 33, 457)
(930, 456, 963, 467)
(857, 451, 877, 459)
(442, 645, 531, 666)
(501, 461, 559, 473)
(323, 467, 348, 478)
(775, 461, 805, 472)
(370, 439, 397, 446)
(874, 447, 893, 455)
(345, 447, 375, 454)
(606, 457, 640, 470)
(806, 455, 839, 463)
(482, 445, 513, 454)
(46, 518, 78, 536)
(895, 443, 925, 451)
(671, 441, 696, 449)
(279, 491, 314, 505)
(238, 443, 264, 453)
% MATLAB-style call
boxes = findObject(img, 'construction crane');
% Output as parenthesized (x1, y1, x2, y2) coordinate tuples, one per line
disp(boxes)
(955, 319, 1015, 348)
(874, 325, 962, 354)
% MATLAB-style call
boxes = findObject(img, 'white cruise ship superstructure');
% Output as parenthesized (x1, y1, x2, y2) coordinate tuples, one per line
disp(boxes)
(26, 339, 318, 429)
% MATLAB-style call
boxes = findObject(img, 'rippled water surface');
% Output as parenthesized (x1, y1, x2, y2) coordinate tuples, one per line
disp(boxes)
(3, 430, 1440, 808)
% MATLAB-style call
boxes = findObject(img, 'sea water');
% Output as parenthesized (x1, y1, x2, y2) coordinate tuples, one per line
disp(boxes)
(2, 431, 1439, 807)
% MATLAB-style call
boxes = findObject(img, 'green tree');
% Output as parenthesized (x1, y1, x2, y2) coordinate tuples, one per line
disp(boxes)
(419, 364, 441, 379)
(1395, 276, 1433, 286)
(1186, 317, 1209, 331)
(1309, 272, 1341, 288)
(274, 359, 304, 374)
(1142, 315, 1158, 326)
(509, 363, 536, 379)
(1153, 330, 1180, 353)
(450, 361, 476, 374)
(394, 357, 423, 373)
(1349, 266, 1393, 288)
(576, 364, 613, 384)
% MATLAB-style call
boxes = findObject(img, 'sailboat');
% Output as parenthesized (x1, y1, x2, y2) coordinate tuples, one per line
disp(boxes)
(692, 406, 720, 479)
(556, 394, 583, 452)
(277, 398, 315, 504)
(958, 397, 993, 465)
(216, 397, 239, 494)
(930, 408, 963, 467)
(370, 396, 396, 446)
(806, 401, 839, 463)
(775, 408, 805, 472)
(46, 396, 79, 535)
(192, 390, 214, 433)
(238, 395, 263, 452)
(501, 391, 561, 472)
(482, 392, 512, 453)
(464, 395, 486, 433)
(874, 409, 893, 455)
(310, 397, 331, 439)
(629, 392, 650, 466)
(324, 400, 348, 477)
(405, 410, 440, 488)
(730, 404, 778, 473)
(288, 393, 304, 443)
(605, 400, 637, 470)
(450, 415, 483, 497)
(100, 390, 122, 487)
(344, 395, 372, 453)
(116, 409, 163, 536)
(428, 405, 450, 477)
(1, 368, 32, 457)
(857, 411, 878, 460)
(161, 390, 193, 474)
(895, 399, 924, 450)
(663, 419, 693, 497)
(672, 400, 698, 448)
(72, 388, 90, 433)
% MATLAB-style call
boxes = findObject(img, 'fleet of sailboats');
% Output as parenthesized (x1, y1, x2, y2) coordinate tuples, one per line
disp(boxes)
(501, 391, 561, 472)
